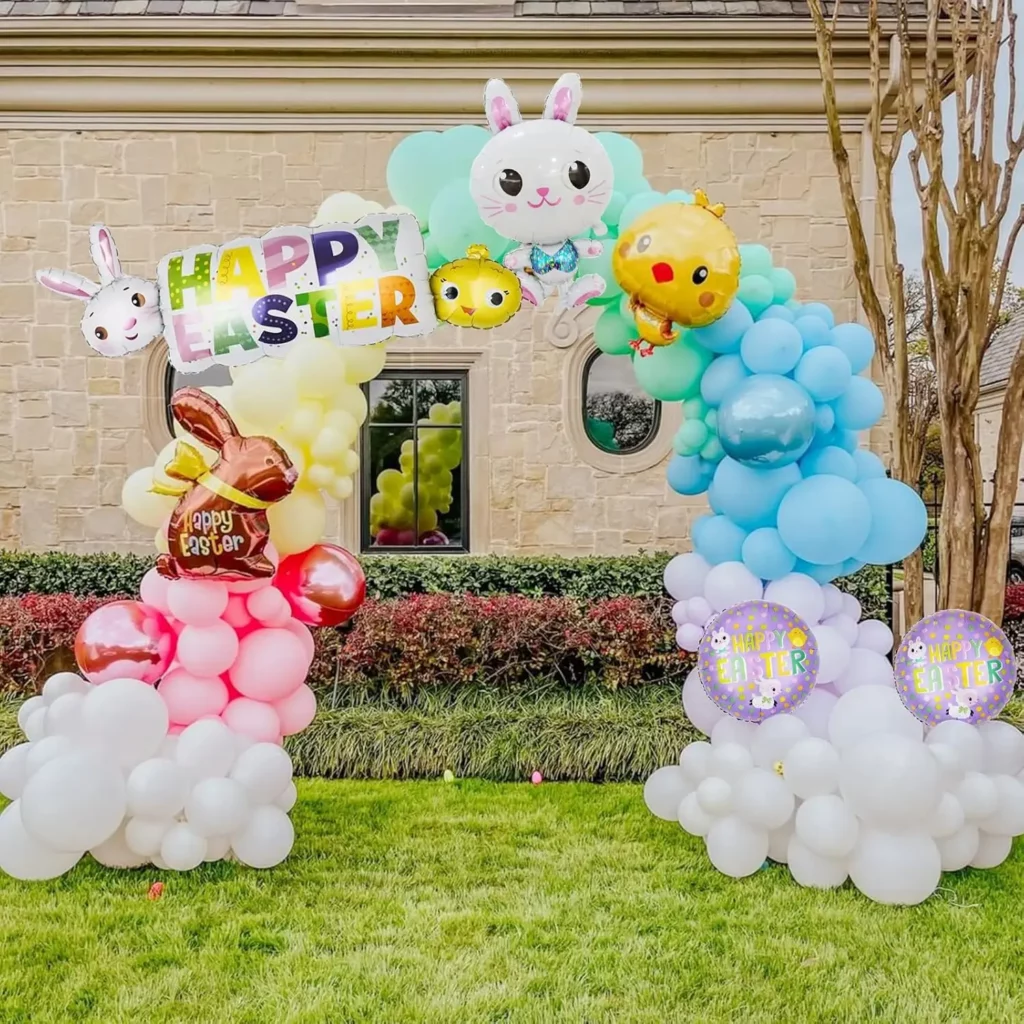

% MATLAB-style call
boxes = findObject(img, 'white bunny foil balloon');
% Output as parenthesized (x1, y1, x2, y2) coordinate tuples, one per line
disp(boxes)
(36, 225, 163, 357)
(470, 73, 613, 310)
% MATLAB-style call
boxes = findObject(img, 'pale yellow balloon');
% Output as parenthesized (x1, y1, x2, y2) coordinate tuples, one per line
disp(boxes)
(277, 438, 307, 480)
(329, 384, 369, 425)
(323, 409, 359, 447)
(155, 527, 169, 554)
(267, 487, 328, 555)
(339, 450, 360, 476)
(343, 342, 388, 384)
(329, 476, 354, 501)
(311, 427, 349, 465)
(122, 467, 177, 529)
(287, 338, 347, 400)
(231, 358, 299, 432)
(311, 192, 383, 226)
(306, 463, 336, 490)
(285, 402, 325, 445)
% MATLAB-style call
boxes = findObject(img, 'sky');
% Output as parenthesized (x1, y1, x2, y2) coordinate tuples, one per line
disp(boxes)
(892, 15, 1024, 286)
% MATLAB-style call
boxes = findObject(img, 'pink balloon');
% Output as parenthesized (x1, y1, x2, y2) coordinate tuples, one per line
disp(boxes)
(283, 619, 315, 664)
(168, 723, 185, 735)
(159, 669, 229, 725)
(166, 579, 229, 626)
(247, 587, 292, 628)
(273, 684, 316, 736)
(222, 595, 252, 630)
(176, 621, 240, 677)
(221, 698, 281, 743)
(140, 568, 172, 614)
(229, 628, 311, 701)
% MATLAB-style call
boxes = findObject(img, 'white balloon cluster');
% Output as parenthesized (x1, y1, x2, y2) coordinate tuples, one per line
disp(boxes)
(649, 554, 1024, 905)
(0, 673, 297, 880)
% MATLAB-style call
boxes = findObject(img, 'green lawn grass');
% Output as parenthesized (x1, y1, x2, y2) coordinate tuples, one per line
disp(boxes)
(2, 779, 1024, 1023)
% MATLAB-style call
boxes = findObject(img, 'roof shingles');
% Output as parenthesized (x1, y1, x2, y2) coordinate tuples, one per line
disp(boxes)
(981, 311, 1024, 391)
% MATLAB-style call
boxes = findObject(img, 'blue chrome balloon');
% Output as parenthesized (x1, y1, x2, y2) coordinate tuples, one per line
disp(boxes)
(717, 374, 816, 468)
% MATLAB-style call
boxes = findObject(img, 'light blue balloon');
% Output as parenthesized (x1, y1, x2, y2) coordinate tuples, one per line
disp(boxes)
(666, 189, 695, 204)
(776, 475, 872, 565)
(839, 559, 865, 577)
(786, 300, 804, 314)
(833, 376, 885, 431)
(838, 430, 859, 453)
(831, 322, 876, 373)
(770, 267, 797, 304)
(794, 346, 853, 402)
(710, 457, 802, 530)
(815, 405, 836, 433)
(757, 304, 796, 323)
(801, 445, 858, 480)
(667, 454, 714, 496)
(595, 132, 645, 183)
(852, 449, 887, 481)
(695, 515, 748, 565)
(855, 478, 928, 565)
(742, 528, 797, 581)
(739, 244, 774, 278)
(737, 275, 774, 318)
(690, 301, 753, 355)
(740, 319, 804, 375)
(700, 354, 750, 406)
(794, 315, 833, 349)
(692, 513, 714, 549)
(801, 302, 836, 328)
(793, 559, 847, 584)
(717, 374, 815, 468)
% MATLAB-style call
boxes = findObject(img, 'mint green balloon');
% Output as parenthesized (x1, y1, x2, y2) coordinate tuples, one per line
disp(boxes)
(441, 124, 491, 167)
(428, 179, 507, 262)
(704, 407, 718, 431)
(682, 396, 708, 420)
(631, 336, 713, 403)
(596, 132, 645, 183)
(675, 419, 709, 456)
(602, 191, 627, 229)
(739, 244, 774, 279)
(594, 307, 635, 355)
(423, 232, 445, 271)
(620, 192, 671, 230)
(737, 274, 774, 318)
(770, 267, 797, 304)
(701, 435, 724, 462)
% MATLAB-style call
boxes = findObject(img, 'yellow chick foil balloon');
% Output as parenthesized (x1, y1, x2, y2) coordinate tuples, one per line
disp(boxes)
(612, 190, 740, 356)
(431, 245, 522, 329)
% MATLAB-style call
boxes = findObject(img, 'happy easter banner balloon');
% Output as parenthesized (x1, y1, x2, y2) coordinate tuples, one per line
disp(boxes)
(159, 213, 436, 373)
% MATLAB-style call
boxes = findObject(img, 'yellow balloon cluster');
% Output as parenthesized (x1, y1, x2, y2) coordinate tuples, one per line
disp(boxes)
(368, 400, 462, 542)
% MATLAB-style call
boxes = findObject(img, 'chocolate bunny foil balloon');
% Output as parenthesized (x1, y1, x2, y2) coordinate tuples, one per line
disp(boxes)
(470, 73, 613, 311)
(153, 388, 298, 582)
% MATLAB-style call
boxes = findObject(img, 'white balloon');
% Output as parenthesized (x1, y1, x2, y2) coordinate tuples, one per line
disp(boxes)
(957, 772, 999, 821)
(767, 821, 794, 863)
(796, 794, 859, 857)
(811, 625, 850, 684)
(274, 781, 298, 813)
(710, 718, 757, 748)
(732, 769, 795, 830)
(829, 686, 923, 750)
(230, 743, 293, 804)
(81, 679, 169, 769)
(675, 624, 703, 652)
(783, 737, 840, 798)
(978, 721, 1024, 776)
(161, 822, 208, 871)
(856, 619, 893, 655)
(0, 801, 82, 881)
(185, 777, 250, 838)
(764, 573, 824, 625)
(704, 561, 763, 612)
(705, 815, 769, 878)
(709, 743, 754, 780)
(787, 835, 849, 888)
(976, 774, 1024, 836)
(643, 766, 691, 821)
(790, 689, 838, 739)
(24, 707, 48, 742)
(24, 735, 75, 777)
(927, 792, 966, 839)
(0, 743, 31, 800)
(970, 831, 1013, 869)
(848, 829, 941, 905)
(750, 714, 809, 770)
(678, 792, 714, 837)
(158, 735, 180, 760)
(820, 583, 844, 620)
(20, 750, 126, 853)
(90, 823, 149, 869)
(822, 613, 858, 646)
(41, 672, 90, 704)
(126, 758, 189, 819)
(678, 740, 713, 783)
(833, 648, 894, 695)
(840, 593, 862, 622)
(926, 743, 967, 788)
(204, 835, 232, 862)
(696, 777, 733, 816)
(686, 596, 713, 626)
(671, 601, 688, 627)
(937, 824, 980, 871)
(839, 733, 941, 830)
(926, 720, 984, 772)
(17, 695, 45, 733)
(45, 693, 85, 738)
(231, 805, 295, 869)
(664, 553, 710, 601)
(176, 719, 237, 779)
(682, 669, 728, 736)
(125, 816, 174, 858)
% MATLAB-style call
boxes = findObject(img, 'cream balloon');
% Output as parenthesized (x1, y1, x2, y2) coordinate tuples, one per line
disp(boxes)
(342, 342, 388, 384)
(288, 338, 347, 400)
(121, 467, 178, 529)
(267, 487, 328, 555)
(231, 358, 300, 431)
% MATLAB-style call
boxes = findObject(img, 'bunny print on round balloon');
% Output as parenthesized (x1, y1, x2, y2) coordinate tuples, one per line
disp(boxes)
(36, 224, 162, 358)
(470, 73, 613, 311)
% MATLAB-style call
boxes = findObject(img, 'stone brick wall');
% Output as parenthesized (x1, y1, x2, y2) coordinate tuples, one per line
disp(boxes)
(0, 127, 861, 556)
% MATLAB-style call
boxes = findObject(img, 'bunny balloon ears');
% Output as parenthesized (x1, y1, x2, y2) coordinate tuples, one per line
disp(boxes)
(483, 72, 584, 134)
(36, 224, 163, 359)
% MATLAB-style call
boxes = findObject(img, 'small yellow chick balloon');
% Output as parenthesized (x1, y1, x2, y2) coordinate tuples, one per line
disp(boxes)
(788, 628, 808, 648)
(430, 245, 522, 329)
(612, 190, 740, 356)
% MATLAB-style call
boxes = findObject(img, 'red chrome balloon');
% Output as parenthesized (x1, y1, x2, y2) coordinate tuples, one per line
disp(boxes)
(75, 600, 177, 685)
(275, 544, 366, 628)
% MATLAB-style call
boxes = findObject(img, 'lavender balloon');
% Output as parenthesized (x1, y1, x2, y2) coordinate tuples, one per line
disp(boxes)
(894, 610, 1015, 727)
(697, 600, 819, 723)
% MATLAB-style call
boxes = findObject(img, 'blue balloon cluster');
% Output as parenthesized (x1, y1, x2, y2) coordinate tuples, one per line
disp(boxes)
(661, 244, 926, 584)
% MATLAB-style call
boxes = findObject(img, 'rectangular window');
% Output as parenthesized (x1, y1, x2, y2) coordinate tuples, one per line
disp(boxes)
(360, 371, 468, 553)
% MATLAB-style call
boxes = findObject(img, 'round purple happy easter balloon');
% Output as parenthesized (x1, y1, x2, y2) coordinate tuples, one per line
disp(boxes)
(697, 600, 819, 723)
(894, 610, 1016, 727)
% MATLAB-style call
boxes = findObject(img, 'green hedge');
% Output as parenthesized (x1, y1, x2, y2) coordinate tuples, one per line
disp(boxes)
(0, 550, 892, 619)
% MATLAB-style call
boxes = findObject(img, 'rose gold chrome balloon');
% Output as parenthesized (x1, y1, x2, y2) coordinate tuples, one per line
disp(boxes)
(275, 544, 366, 628)
(74, 600, 177, 685)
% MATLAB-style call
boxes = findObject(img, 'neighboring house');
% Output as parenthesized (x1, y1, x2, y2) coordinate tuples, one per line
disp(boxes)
(977, 310, 1024, 508)
(0, 2, 930, 557)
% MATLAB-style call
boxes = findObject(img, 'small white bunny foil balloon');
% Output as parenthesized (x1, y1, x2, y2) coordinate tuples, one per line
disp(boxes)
(470, 72, 613, 311)
(36, 224, 163, 357)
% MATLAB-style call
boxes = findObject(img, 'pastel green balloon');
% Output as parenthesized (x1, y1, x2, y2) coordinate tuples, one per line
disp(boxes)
(594, 307, 636, 355)
(739, 243, 774, 279)
(737, 274, 775, 318)
(770, 267, 797, 304)
(428, 179, 507, 262)
(682, 397, 708, 420)
(631, 336, 713, 403)
(596, 132, 645, 182)
(423, 232, 445, 270)
(701, 435, 724, 462)
(602, 190, 627, 228)
(674, 419, 709, 456)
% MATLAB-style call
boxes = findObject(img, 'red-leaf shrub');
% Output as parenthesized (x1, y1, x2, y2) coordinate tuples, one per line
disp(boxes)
(1005, 585, 1024, 622)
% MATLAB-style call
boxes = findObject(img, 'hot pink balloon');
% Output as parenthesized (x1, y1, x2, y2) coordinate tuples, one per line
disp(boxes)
(176, 621, 240, 677)
(158, 669, 229, 725)
(166, 579, 229, 626)
(75, 600, 176, 685)
(273, 684, 316, 736)
(222, 698, 281, 743)
(228, 628, 311, 702)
